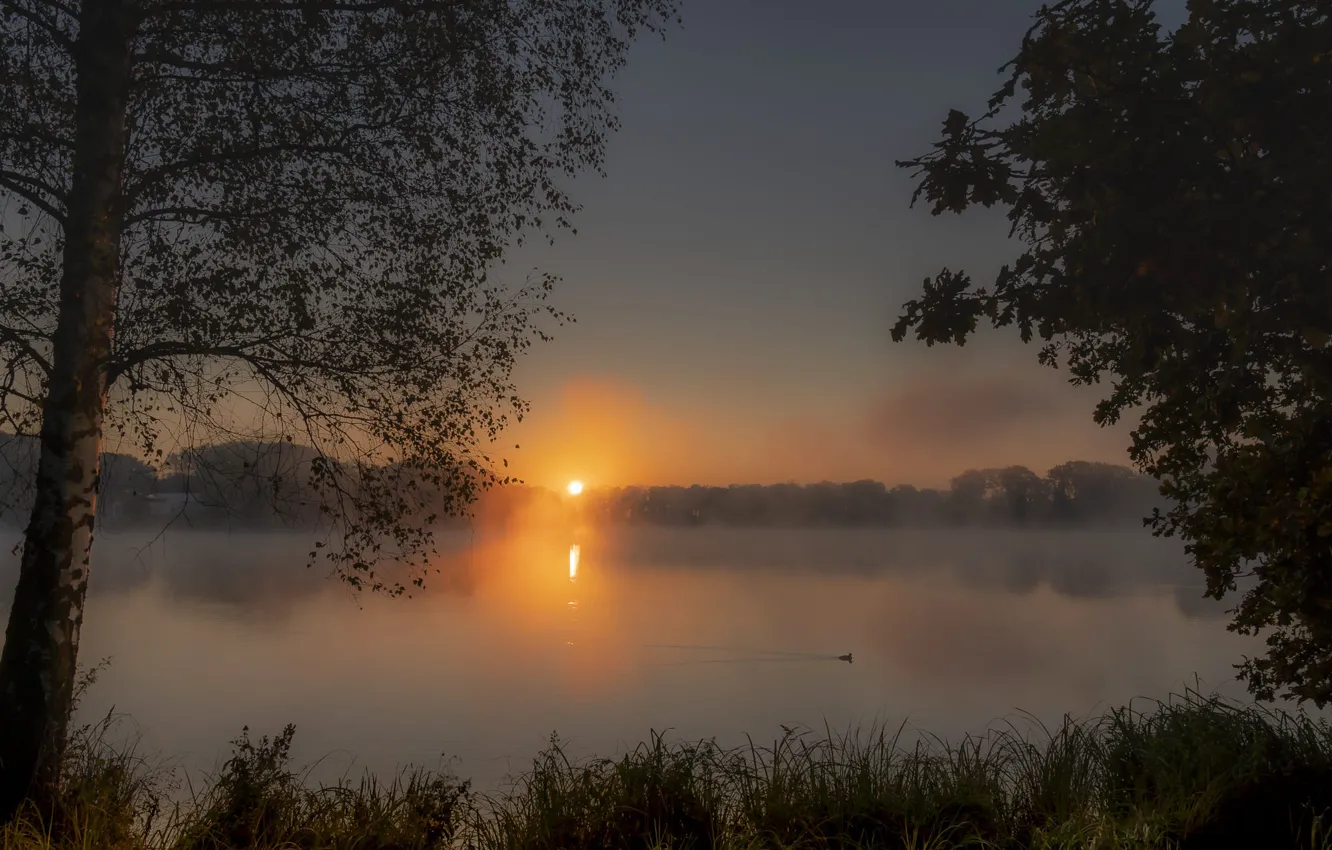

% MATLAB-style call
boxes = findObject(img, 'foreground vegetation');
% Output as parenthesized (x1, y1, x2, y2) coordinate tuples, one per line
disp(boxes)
(6, 687, 1332, 850)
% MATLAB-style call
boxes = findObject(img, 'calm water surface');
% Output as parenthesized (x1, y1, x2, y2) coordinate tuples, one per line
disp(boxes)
(0, 527, 1254, 790)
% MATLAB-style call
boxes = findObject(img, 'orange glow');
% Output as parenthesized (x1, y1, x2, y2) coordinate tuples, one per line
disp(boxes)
(506, 378, 710, 489)
(567, 480, 584, 496)
(416, 531, 631, 694)
(502, 368, 1134, 491)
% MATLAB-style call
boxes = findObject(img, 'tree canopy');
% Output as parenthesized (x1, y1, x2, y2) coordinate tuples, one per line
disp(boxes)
(1, 0, 678, 589)
(0, 0, 679, 816)
(892, 0, 1332, 703)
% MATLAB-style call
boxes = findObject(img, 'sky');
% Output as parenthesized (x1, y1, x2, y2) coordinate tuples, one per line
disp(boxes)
(500, 0, 1149, 491)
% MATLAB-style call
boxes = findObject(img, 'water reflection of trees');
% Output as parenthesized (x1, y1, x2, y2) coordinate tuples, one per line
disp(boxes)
(0, 528, 1228, 624)
(592, 528, 1229, 621)
(0, 530, 480, 624)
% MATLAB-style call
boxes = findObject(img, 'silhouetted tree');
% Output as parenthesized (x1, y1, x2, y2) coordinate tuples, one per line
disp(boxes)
(1, 433, 153, 527)
(945, 468, 996, 524)
(841, 479, 890, 524)
(0, 0, 678, 817)
(565, 466, 1146, 529)
(996, 465, 1048, 524)
(0, 433, 39, 525)
(891, 0, 1332, 702)
(98, 451, 155, 526)
(1046, 460, 1155, 523)
(165, 440, 326, 527)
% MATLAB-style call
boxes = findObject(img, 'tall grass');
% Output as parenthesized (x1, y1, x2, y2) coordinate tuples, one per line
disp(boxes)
(5, 687, 1332, 849)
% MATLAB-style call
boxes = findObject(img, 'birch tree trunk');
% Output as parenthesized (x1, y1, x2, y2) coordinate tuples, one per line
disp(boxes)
(0, 1, 135, 820)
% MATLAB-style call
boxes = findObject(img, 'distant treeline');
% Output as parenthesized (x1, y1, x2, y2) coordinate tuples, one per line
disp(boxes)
(0, 434, 425, 530)
(1, 432, 522, 531)
(544, 461, 1161, 528)
(0, 432, 1160, 529)
(0, 433, 159, 528)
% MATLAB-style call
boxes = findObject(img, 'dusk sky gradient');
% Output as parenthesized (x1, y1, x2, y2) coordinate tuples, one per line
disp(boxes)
(501, 0, 1168, 490)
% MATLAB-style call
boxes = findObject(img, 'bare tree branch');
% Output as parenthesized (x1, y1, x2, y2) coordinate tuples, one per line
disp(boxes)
(0, 328, 52, 376)
(0, 171, 65, 222)
(0, 0, 74, 49)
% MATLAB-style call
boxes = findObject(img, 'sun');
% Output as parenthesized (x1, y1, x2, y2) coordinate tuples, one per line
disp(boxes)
(566, 480, 584, 496)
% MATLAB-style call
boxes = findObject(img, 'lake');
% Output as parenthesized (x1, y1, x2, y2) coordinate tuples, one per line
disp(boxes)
(0, 526, 1255, 791)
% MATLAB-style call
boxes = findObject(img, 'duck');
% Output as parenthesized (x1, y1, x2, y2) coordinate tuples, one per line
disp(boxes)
(837, 653, 853, 664)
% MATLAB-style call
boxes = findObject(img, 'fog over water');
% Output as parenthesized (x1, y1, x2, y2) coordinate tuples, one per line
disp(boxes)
(0, 527, 1254, 790)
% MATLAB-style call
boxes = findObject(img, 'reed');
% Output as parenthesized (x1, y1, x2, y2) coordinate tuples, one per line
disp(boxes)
(5, 687, 1332, 849)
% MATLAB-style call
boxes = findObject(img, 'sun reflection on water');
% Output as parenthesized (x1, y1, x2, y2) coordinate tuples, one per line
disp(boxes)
(567, 543, 581, 645)
(440, 532, 629, 687)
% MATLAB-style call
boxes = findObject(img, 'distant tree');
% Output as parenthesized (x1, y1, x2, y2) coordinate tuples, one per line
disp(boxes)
(0, 433, 152, 527)
(99, 452, 154, 497)
(1046, 460, 1153, 523)
(946, 468, 997, 524)
(888, 483, 942, 524)
(0, 433, 39, 524)
(166, 440, 325, 527)
(891, 0, 1332, 702)
(0, 0, 678, 817)
(842, 479, 889, 524)
(567, 466, 1152, 529)
(98, 450, 155, 526)
(995, 465, 1048, 524)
